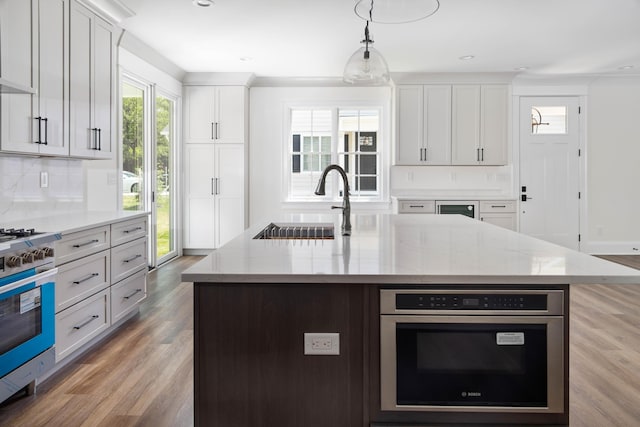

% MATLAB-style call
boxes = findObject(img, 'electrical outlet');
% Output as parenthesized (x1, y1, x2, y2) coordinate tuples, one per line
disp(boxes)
(40, 171, 49, 188)
(304, 333, 339, 355)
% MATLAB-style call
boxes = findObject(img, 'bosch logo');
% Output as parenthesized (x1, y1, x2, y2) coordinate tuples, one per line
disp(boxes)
(461, 391, 481, 397)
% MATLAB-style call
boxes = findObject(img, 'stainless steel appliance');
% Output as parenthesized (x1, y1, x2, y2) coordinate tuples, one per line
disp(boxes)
(380, 288, 565, 414)
(435, 201, 479, 219)
(0, 228, 60, 403)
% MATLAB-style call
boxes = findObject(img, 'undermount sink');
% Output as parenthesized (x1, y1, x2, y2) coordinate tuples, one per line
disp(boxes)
(253, 222, 335, 240)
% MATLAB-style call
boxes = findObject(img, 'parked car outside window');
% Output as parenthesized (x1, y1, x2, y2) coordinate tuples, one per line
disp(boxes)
(123, 171, 141, 193)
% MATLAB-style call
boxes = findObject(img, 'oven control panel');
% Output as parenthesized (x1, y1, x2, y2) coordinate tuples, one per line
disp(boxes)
(395, 293, 548, 310)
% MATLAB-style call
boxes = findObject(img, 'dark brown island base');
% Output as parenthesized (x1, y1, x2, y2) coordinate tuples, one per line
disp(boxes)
(183, 214, 640, 427)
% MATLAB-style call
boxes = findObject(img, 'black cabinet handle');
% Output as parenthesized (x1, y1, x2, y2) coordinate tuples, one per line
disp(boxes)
(123, 289, 143, 300)
(72, 239, 99, 248)
(481, 147, 484, 161)
(72, 273, 99, 285)
(42, 118, 48, 145)
(97, 128, 102, 150)
(123, 227, 143, 234)
(73, 315, 99, 330)
(91, 128, 98, 150)
(34, 117, 42, 144)
(123, 254, 142, 263)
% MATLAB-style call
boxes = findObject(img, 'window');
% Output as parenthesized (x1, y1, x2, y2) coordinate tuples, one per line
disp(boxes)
(288, 107, 382, 201)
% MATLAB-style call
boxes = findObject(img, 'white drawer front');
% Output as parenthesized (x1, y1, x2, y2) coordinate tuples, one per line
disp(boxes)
(111, 269, 147, 324)
(479, 201, 517, 213)
(111, 217, 148, 247)
(398, 200, 436, 214)
(55, 289, 110, 362)
(55, 250, 110, 313)
(55, 226, 110, 265)
(111, 237, 148, 284)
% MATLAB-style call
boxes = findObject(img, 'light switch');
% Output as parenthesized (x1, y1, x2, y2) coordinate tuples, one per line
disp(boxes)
(40, 172, 48, 188)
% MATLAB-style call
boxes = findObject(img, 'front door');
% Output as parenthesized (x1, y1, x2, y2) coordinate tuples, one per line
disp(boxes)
(519, 97, 581, 250)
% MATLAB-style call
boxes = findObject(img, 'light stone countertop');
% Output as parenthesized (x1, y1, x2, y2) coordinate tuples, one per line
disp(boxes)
(182, 213, 640, 285)
(2, 210, 150, 235)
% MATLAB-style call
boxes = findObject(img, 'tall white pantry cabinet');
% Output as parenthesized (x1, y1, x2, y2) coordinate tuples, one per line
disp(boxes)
(183, 85, 247, 251)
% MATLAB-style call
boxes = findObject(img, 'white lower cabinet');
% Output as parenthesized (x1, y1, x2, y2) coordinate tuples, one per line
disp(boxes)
(54, 215, 148, 363)
(397, 199, 517, 231)
(110, 237, 147, 284)
(111, 269, 147, 324)
(55, 289, 110, 361)
(479, 201, 517, 231)
(55, 250, 110, 313)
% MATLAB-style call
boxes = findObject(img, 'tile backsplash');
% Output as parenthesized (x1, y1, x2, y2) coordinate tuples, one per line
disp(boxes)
(0, 156, 85, 221)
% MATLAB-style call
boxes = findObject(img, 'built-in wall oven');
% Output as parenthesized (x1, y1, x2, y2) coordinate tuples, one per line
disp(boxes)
(380, 288, 565, 414)
(435, 201, 479, 219)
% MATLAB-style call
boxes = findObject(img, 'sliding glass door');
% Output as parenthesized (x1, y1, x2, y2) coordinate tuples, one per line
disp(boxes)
(121, 74, 178, 267)
(154, 92, 177, 263)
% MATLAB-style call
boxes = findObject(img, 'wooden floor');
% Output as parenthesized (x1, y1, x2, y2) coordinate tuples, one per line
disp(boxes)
(0, 256, 202, 427)
(1, 255, 639, 426)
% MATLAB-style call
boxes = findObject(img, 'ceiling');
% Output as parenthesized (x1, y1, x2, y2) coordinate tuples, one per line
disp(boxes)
(119, 0, 640, 79)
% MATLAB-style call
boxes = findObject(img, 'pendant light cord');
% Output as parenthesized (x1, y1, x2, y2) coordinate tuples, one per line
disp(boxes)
(363, 0, 374, 59)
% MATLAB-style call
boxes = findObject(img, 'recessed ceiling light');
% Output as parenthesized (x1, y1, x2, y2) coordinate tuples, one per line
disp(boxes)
(618, 65, 634, 70)
(459, 55, 475, 61)
(515, 66, 529, 71)
(239, 57, 253, 62)
(193, 0, 214, 7)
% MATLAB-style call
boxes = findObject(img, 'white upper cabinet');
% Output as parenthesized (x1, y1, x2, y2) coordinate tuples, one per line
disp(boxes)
(184, 86, 246, 144)
(396, 85, 451, 165)
(452, 85, 508, 165)
(32, 0, 69, 156)
(0, 0, 68, 156)
(69, 0, 114, 159)
(0, 0, 35, 153)
(480, 85, 509, 165)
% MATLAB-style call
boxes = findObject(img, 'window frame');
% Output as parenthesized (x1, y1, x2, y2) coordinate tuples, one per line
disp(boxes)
(284, 103, 387, 204)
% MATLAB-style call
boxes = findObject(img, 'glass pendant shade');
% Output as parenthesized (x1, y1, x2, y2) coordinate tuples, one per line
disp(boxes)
(354, 0, 440, 24)
(343, 43, 390, 85)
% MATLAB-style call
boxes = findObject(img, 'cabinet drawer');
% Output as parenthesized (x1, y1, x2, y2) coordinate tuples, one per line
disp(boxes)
(398, 200, 436, 214)
(55, 289, 110, 362)
(111, 237, 147, 284)
(111, 217, 148, 247)
(479, 201, 516, 213)
(111, 269, 147, 324)
(55, 226, 110, 265)
(480, 213, 517, 231)
(55, 250, 110, 313)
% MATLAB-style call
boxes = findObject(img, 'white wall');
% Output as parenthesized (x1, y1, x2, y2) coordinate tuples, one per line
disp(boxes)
(249, 86, 391, 226)
(585, 76, 640, 253)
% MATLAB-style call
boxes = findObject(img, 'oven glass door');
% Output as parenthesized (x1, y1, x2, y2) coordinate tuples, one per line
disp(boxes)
(0, 269, 55, 378)
(396, 322, 549, 407)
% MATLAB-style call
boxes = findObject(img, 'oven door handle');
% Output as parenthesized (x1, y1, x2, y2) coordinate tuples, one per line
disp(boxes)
(1, 268, 58, 294)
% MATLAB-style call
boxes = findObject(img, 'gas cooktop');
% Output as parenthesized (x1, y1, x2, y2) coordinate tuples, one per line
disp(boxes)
(0, 228, 43, 243)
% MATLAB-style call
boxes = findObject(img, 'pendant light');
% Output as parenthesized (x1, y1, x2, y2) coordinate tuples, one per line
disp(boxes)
(343, 20, 390, 85)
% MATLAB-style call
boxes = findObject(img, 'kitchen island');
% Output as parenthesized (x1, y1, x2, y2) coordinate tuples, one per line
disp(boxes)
(182, 214, 640, 427)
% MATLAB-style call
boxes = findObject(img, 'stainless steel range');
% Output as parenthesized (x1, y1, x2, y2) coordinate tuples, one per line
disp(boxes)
(0, 228, 60, 403)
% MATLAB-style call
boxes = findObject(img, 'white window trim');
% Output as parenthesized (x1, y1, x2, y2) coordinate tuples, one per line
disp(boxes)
(282, 102, 390, 207)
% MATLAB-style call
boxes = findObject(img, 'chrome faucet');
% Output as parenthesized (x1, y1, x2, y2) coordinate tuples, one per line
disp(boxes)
(314, 164, 352, 236)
